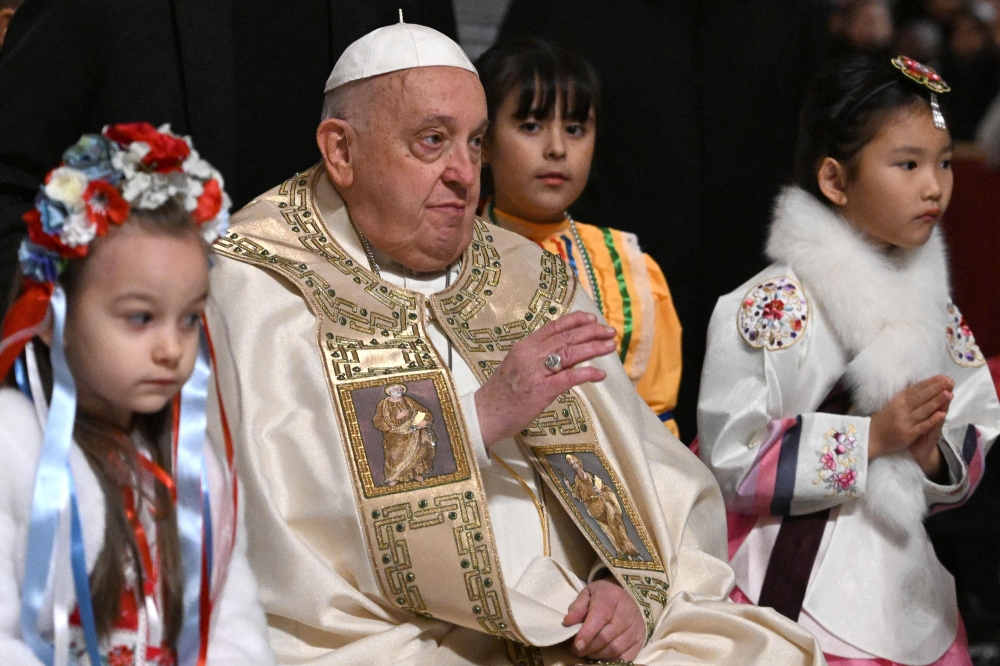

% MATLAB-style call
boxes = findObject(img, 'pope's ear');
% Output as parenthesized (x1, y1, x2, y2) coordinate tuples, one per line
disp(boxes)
(817, 157, 849, 207)
(317, 118, 354, 189)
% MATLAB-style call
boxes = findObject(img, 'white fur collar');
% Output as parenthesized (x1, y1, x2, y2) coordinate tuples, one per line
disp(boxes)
(766, 187, 953, 532)
(766, 186, 951, 414)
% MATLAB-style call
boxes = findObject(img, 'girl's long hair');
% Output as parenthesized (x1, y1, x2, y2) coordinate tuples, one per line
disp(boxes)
(2, 201, 203, 647)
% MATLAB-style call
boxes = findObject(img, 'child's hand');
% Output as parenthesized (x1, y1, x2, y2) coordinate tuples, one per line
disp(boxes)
(869, 375, 954, 460)
(909, 413, 948, 480)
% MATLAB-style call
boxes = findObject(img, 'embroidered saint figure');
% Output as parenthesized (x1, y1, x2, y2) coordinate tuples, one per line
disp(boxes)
(373, 384, 437, 486)
(561, 454, 640, 560)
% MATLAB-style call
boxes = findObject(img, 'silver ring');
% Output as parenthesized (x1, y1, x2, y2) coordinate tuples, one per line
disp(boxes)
(544, 353, 562, 372)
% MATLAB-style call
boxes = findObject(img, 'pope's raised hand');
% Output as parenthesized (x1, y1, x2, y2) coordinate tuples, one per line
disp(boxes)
(474, 311, 617, 448)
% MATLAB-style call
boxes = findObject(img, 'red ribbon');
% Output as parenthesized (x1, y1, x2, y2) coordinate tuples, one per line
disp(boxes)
(0, 281, 54, 380)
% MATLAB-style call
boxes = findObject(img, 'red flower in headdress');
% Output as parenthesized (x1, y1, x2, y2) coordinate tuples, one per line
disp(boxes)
(83, 181, 129, 234)
(193, 178, 222, 223)
(104, 122, 191, 172)
(23, 209, 88, 259)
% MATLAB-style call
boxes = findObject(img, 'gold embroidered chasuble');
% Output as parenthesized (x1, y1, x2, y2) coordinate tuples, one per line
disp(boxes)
(205, 166, 826, 665)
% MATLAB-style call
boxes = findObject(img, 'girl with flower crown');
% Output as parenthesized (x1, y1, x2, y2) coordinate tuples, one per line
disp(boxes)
(697, 55, 1000, 666)
(0, 123, 273, 665)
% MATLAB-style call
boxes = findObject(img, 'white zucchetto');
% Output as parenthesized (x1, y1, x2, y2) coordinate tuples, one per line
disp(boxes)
(324, 18, 477, 93)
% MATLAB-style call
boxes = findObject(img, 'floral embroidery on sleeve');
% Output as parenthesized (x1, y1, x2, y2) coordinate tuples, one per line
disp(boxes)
(814, 425, 860, 497)
(738, 276, 809, 351)
(946, 303, 985, 367)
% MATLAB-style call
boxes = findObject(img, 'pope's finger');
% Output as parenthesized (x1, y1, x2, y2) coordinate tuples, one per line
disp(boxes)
(580, 622, 620, 657)
(563, 590, 590, 627)
(547, 366, 606, 396)
(557, 339, 617, 368)
(534, 310, 599, 343)
(548, 323, 617, 352)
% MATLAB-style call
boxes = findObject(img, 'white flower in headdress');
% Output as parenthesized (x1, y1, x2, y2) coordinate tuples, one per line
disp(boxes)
(44, 167, 88, 211)
(182, 148, 215, 181)
(121, 172, 152, 204)
(198, 208, 230, 244)
(183, 178, 205, 213)
(59, 211, 98, 247)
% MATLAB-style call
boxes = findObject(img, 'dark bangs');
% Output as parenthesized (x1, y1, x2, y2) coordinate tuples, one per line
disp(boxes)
(476, 37, 599, 125)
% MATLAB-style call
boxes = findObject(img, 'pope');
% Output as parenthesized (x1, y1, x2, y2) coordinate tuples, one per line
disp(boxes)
(204, 18, 827, 666)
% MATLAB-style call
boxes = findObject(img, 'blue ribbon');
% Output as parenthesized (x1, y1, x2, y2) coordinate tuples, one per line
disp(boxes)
(14, 356, 30, 399)
(69, 488, 102, 666)
(175, 332, 212, 664)
(20, 287, 76, 666)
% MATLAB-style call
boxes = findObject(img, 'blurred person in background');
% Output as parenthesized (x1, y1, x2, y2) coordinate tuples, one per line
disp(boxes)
(829, 0, 896, 56)
(0, 0, 20, 49)
(0, 0, 457, 314)
(941, 9, 1000, 139)
(897, 19, 946, 66)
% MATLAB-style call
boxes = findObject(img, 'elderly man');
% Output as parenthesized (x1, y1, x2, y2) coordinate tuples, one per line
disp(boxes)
(205, 20, 825, 666)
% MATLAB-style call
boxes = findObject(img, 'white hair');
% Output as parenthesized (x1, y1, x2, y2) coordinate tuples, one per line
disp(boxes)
(320, 79, 373, 133)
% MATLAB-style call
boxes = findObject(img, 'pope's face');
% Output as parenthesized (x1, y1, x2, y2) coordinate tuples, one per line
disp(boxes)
(348, 67, 488, 272)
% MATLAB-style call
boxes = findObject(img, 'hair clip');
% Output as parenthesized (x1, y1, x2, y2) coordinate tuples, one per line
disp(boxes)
(891, 55, 950, 130)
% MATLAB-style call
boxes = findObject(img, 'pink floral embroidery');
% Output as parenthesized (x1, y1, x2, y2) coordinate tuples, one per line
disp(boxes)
(946, 303, 985, 367)
(738, 277, 809, 351)
(815, 425, 860, 497)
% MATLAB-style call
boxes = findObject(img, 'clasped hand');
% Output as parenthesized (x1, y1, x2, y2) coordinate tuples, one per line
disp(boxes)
(869, 374, 955, 478)
(563, 579, 646, 662)
(474, 311, 617, 448)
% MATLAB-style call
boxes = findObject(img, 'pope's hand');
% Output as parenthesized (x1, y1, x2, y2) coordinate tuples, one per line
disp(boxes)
(475, 312, 617, 448)
(563, 579, 645, 662)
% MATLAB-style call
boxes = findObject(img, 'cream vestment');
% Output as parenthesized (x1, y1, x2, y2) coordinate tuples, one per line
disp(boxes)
(205, 167, 825, 665)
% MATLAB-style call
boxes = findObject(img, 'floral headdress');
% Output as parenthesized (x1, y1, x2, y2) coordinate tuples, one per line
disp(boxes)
(19, 122, 230, 284)
(1, 122, 231, 378)
(2, 124, 234, 666)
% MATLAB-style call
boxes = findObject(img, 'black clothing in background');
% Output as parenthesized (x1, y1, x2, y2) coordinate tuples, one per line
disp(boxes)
(940, 51, 1000, 141)
(498, 0, 830, 438)
(0, 0, 456, 309)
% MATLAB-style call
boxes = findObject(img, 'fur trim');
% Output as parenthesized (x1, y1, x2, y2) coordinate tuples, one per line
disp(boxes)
(766, 187, 952, 527)
(766, 187, 951, 410)
(864, 453, 929, 536)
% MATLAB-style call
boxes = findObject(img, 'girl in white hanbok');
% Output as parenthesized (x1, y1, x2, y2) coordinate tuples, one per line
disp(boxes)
(698, 55, 1000, 666)
(0, 124, 272, 665)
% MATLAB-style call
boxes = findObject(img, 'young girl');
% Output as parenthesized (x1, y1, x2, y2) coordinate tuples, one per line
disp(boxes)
(0, 124, 273, 665)
(476, 38, 684, 436)
(698, 55, 1000, 665)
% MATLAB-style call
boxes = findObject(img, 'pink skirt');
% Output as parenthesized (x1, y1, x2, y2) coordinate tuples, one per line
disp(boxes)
(729, 587, 972, 666)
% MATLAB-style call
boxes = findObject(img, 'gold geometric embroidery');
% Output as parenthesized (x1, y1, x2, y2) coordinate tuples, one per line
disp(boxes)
(372, 493, 521, 639)
(440, 224, 573, 356)
(503, 640, 545, 666)
(521, 391, 589, 438)
(622, 574, 670, 638)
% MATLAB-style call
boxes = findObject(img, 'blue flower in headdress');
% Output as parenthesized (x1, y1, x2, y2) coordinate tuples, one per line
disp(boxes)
(62, 134, 119, 182)
(35, 191, 69, 234)
(18, 239, 64, 283)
